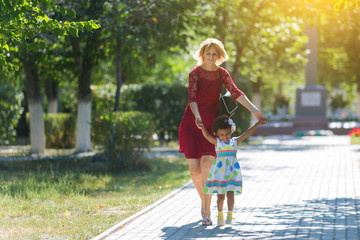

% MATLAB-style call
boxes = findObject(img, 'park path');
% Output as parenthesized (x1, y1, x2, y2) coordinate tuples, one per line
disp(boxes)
(93, 135, 360, 240)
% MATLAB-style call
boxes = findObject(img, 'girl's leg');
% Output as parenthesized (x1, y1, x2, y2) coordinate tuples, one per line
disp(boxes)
(226, 191, 235, 225)
(187, 158, 204, 216)
(226, 191, 235, 211)
(217, 194, 226, 226)
(217, 194, 226, 213)
(201, 155, 215, 219)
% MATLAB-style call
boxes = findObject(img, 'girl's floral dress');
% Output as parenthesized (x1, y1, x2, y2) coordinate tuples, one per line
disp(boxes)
(203, 137, 242, 195)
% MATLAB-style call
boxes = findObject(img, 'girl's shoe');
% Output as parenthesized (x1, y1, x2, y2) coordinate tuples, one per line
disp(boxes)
(217, 214, 225, 226)
(225, 215, 234, 225)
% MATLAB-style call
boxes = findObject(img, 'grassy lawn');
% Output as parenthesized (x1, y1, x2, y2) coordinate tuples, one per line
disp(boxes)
(0, 156, 190, 239)
(351, 136, 360, 145)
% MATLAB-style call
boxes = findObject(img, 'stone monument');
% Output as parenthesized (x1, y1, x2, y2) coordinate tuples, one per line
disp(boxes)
(293, 26, 328, 130)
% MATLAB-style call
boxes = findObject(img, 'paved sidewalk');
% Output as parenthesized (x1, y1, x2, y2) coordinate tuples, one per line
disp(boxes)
(93, 136, 360, 240)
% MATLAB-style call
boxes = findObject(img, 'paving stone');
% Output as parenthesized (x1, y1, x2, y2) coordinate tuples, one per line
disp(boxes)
(93, 136, 360, 240)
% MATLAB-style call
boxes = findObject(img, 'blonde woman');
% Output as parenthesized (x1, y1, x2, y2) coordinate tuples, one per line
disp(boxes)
(178, 38, 266, 225)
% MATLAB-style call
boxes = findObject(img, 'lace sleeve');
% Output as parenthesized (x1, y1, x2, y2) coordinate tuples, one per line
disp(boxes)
(188, 69, 199, 103)
(221, 68, 245, 99)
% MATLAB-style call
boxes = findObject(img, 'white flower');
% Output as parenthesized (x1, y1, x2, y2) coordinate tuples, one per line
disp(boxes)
(228, 119, 236, 132)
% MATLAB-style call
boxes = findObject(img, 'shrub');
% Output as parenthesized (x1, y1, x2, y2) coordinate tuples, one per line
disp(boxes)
(119, 83, 188, 143)
(330, 94, 349, 110)
(92, 111, 155, 170)
(92, 83, 188, 143)
(44, 113, 76, 148)
(26, 113, 76, 148)
(0, 84, 24, 145)
(92, 80, 252, 143)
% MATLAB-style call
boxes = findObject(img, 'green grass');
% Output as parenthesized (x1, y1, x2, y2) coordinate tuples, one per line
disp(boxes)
(0, 156, 190, 239)
(351, 136, 360, 145)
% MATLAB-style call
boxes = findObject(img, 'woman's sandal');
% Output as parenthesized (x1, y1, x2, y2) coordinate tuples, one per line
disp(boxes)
(202, 216, 213, 226)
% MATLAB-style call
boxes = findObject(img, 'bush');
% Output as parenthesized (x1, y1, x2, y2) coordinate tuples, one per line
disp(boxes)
(26, 113, 76, 148)
(0, 84, 24, 145)
(44, 113, 76, 148)
(119, 83, 188, 143)
(92, 83, 188, 143)
(91, 84, 116, 117)
(92, 80, 252, 143)
(92, 111, 155, 170)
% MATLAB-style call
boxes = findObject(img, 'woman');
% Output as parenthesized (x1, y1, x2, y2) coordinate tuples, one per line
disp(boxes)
(178, 38, 266, 225)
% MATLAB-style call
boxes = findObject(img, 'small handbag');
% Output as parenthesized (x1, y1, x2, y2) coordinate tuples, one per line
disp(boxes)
(218, 70, 239, 117)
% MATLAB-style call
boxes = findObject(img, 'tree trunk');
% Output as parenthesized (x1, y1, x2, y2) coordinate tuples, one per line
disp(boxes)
(113, 37, 123, 112)
(357, 79, 360, 116)
(76, 100, 92, 152)
(73, 39, 93, 152)
(46, 78, 58, 113)
(22, 55, 45, 153)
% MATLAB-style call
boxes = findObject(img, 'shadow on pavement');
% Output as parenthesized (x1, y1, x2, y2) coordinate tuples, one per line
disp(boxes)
(160, 197, 360, 239)
(160, 221, 245, 239)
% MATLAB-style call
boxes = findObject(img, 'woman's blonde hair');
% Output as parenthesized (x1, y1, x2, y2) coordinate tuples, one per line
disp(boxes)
(193, 38, 229, 66)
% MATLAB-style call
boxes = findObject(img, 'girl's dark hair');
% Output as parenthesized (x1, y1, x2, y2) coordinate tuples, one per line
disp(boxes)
(213, 115, 231, 133)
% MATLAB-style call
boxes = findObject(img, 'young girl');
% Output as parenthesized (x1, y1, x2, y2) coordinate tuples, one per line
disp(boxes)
(200, 115, 266, 226)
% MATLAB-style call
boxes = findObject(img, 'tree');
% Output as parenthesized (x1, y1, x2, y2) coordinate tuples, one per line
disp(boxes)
(198, 0, 307, 114)
(333, 0, 359, 10)
(1, 0, 99, 152)
(57, 0, 104, 152)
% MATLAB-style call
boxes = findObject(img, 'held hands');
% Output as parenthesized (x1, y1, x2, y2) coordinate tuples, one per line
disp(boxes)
(253, 108, 267, 124)
(256, 117, 267, 126)
(195, 116, 204, 129)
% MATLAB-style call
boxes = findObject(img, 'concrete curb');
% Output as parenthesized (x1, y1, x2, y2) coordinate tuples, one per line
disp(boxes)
(92, 180, 193, 240)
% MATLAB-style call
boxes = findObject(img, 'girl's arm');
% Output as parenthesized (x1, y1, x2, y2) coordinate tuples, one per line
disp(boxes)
(236, 118, 267, 145)
(201, 127, 217, 145)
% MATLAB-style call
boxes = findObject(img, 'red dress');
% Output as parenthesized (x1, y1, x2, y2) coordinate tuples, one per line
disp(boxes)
(179, 66, 245, 159)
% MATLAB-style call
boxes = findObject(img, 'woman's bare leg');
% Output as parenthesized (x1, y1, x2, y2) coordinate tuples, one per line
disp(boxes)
(187, 158, 204, 215)
(201, 155, 215, 219)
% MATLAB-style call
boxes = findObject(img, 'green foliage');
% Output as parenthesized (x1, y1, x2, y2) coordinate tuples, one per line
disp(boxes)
(0, 83, 24, 145)
(231, 78, 252, 136)
(92, 111, 155, 170)
(91, 84, 116, 116)
(98, 0, 200, 84)
(329, 94, 350, 110)
(91, 83, 188, 143)
(274, 94, 290, 108)
(0, 0, 100, 72)
(333, 0, 359, 11)
(25, 113, 76, 148)
(119, 83, 188, 142)
(43, 113, 76, 148)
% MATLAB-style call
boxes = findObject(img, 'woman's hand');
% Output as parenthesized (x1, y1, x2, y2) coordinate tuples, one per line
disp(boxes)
(253, 108, 267, 123)
(195, 116, 204, 129)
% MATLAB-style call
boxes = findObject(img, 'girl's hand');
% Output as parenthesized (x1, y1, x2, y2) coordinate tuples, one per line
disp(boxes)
(253, 109, 267, 122)
(257, 117, 267, 125)
(195, 116, 204, 129)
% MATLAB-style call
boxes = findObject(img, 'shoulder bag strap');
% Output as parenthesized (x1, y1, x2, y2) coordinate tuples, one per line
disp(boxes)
(219, 68, 222, 98)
